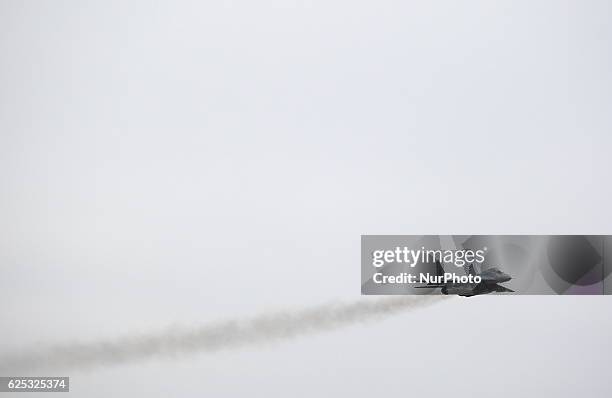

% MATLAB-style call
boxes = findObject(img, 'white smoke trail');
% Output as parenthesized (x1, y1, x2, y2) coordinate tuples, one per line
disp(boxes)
(0, 296, 447, 372)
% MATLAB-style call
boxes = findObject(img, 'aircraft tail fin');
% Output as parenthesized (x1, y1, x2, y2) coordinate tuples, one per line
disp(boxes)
(464, 263, 476, 277)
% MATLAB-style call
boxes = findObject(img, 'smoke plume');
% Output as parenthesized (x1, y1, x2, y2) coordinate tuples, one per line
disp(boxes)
(0, 296, 446, 372)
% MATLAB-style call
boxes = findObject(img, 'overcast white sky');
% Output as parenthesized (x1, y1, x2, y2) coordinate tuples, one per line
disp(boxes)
(1, 1, 611, 396)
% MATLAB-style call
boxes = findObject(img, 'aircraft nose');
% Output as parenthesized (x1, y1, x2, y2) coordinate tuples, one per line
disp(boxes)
(500, 272, 512, 282)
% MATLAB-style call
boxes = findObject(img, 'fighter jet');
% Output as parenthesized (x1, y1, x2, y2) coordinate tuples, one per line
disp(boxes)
(416, 261, 514, 297)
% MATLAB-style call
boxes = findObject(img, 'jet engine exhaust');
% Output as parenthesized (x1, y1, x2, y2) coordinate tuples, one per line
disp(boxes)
(0, 296, 447, 372)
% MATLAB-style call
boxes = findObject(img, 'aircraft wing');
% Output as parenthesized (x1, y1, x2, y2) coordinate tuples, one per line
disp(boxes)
(492, 285, 514, 293)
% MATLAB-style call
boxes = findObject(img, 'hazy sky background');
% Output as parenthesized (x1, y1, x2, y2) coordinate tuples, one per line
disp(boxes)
(1, 1, 611, 396)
